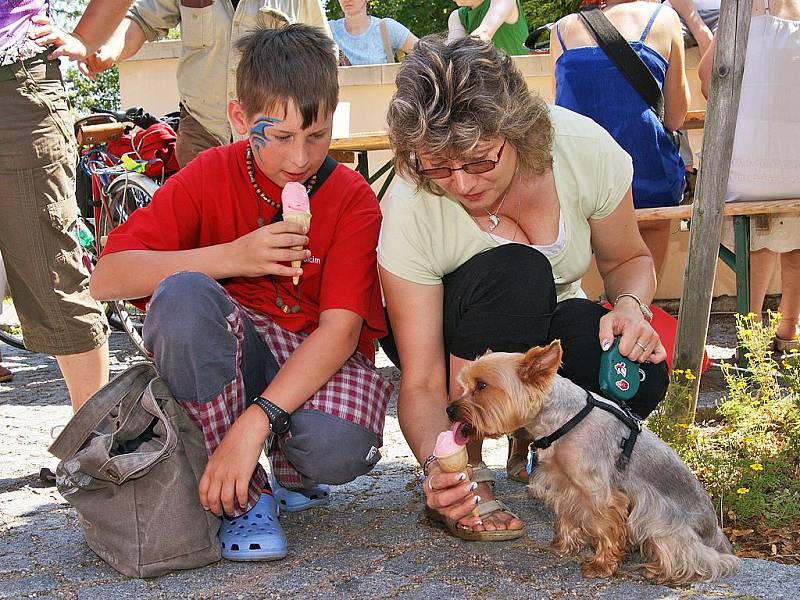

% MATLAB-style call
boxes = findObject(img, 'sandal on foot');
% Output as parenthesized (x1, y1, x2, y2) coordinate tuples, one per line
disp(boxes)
(470, 461, 496, 487)
(220, 493, 287, 561)
(506, 454, 529, 484)
(507, 432, 533, 483)
(0, 365, 12, 383)
(425, 499, 525, 542)
(774, 336, 800, 352)
(273, 483, 331, 513)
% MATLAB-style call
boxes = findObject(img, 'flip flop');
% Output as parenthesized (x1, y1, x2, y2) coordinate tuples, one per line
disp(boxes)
(220, 492, 287, 561)
(273, 483, 331, 513)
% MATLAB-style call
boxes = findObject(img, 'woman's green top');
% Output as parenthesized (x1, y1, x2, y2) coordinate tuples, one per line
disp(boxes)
(458, 0, 529, 56)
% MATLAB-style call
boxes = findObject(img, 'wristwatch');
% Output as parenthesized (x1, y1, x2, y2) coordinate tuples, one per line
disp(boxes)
(253, 396, 292, 435)
(613, 293, 654, 322)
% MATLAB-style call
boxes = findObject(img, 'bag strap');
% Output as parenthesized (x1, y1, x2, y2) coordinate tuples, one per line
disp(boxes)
(578, 7, 665, 120)
(379, 19, 397, 64)
(48, 363, 158, 461)
(306, 155, 337, 197)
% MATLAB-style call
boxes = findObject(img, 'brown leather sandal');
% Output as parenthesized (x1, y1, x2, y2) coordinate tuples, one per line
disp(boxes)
(425, 462, 525, 541)
(774, 336, 800, 353)
(425, 499, 525, 542)
(507, 431, 533, 483)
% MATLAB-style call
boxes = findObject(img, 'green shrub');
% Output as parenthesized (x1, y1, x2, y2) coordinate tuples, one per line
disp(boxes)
(521, 0, 581, 31)
(648, 312, 800, 529)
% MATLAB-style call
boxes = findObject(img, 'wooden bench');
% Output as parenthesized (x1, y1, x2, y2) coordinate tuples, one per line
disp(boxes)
(635, 199, 800, 315)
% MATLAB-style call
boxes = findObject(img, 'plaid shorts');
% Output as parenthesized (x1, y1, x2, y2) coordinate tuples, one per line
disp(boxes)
(178, 293, 394, 515)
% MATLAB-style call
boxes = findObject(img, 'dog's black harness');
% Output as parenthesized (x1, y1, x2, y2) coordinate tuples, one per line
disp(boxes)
(529, 389, 643, 471)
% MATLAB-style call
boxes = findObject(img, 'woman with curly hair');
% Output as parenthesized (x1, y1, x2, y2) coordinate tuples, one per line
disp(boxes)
(378, 36, 669, 542)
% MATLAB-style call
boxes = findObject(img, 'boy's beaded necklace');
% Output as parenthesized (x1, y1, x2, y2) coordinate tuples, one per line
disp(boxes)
(245, 143, 317, 314)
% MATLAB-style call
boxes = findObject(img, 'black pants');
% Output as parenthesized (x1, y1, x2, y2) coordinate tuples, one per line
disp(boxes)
(381, 245, 668, 418)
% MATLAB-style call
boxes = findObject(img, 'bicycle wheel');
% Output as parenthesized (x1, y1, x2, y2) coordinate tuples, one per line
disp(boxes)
(99, 172, 159, 358)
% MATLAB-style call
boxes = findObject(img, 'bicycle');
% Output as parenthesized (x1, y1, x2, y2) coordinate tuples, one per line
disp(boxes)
(0, 107, 177, 357)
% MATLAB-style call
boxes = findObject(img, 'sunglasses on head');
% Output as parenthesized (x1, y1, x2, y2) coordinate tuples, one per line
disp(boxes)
(416, 139, 507, 180)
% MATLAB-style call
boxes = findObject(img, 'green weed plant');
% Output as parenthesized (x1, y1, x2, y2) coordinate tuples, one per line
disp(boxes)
(648, 312, 800, 528)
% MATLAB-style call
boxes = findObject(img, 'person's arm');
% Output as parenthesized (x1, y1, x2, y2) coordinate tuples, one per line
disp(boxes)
(589, 188, 666, 363)
(199, 307, 363, 515)
(28, 0, 132, 61)
(660, 6, 691, 132)
(472, 0, 520, 43)
(82, 18, 147, 77)
(400, 32, 419, 54)
(697, 36, 716, 99)
(380, 268, 483, 528)
(448, 9, 469, 43)
(91, 221, 308, 301)
(669, 0, 714, 57)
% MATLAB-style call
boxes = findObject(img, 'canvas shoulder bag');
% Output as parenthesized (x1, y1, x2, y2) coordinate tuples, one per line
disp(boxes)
(49, 362, 221, 578)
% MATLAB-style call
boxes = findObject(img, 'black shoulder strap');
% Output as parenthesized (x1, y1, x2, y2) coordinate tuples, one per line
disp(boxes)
(578, 8, 665, 120)
(307, 155, 337, 197)
(271, 156, 338, 224)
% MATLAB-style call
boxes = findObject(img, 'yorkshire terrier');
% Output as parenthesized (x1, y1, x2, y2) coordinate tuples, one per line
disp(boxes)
(448, 340, 738, 584)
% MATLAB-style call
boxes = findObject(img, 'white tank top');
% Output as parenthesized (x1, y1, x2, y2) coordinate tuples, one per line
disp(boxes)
(726, 0, 800, 201)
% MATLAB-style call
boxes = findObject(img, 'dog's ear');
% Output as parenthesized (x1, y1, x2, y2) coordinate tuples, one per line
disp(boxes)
(518, 340, 563, 385)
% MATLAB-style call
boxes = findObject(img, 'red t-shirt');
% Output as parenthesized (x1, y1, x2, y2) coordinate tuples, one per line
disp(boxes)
(102, 141, 386, 360)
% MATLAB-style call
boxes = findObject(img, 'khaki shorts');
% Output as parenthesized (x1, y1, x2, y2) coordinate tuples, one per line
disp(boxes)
(0, 55, 108, 355)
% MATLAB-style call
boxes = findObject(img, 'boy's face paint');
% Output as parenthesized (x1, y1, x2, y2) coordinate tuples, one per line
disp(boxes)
(246, 102, 333, 188)
(250, 116, 281, 162)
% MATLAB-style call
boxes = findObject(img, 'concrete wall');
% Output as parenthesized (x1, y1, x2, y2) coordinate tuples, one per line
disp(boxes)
(119, 42, 778, 300)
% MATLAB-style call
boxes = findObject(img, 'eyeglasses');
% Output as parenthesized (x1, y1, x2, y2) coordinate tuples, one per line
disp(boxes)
(416, 139, 507, 180)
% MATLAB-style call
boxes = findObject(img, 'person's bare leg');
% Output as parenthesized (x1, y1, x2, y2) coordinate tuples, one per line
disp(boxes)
(637, 221, 671, 277)
(0, 349, 12, 382)
(449, 354, 523, 532)
(749, 249, 779, 323)
(776, 250, 800, 341)
(55, 341, 109, 411)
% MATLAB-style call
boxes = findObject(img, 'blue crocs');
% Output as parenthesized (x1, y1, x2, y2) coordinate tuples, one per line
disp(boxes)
(220, 493, 287, 561)
(273, 483, 331, 513)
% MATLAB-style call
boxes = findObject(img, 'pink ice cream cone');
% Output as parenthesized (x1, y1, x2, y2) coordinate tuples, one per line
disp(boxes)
(282, 182, 311, 285)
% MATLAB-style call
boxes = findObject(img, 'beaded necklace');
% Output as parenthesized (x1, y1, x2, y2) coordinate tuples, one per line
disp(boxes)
(245, 143, 317, 314)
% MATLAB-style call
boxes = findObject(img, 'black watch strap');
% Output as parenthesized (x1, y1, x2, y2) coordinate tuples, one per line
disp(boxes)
(254, 396, 292, 435)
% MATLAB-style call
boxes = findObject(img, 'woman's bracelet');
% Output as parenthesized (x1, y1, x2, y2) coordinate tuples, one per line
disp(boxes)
(422, 454, 437, 477)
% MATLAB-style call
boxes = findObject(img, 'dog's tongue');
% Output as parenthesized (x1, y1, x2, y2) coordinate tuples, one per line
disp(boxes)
(451, 422, 469, 446)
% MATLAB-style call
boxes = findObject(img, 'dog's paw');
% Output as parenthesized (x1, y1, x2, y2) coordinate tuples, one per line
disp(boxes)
(581, 558, 618, 579)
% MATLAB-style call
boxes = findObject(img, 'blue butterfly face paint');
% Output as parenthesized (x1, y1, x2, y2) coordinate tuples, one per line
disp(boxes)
(250, 116, 281, 161)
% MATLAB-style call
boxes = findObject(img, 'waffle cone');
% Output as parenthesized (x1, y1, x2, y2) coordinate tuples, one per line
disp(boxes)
(435, 446, 468, 473)
(283, 211, 311, 284)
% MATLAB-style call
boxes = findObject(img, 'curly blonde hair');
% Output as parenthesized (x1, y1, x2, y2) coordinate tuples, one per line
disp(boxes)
(387, 35, 553, 195)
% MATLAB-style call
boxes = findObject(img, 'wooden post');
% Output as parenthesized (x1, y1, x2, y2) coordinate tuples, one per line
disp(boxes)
(672, 0, 753, 417)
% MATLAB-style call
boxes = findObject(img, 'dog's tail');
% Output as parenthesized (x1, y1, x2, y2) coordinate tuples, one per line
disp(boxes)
(639, 524, 739, 584)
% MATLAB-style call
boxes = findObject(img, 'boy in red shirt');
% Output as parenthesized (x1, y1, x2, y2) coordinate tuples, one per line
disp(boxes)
(90, 25, 392, 562)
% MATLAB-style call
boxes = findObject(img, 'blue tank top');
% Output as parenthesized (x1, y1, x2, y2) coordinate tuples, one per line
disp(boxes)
(554, 6, 685, 209)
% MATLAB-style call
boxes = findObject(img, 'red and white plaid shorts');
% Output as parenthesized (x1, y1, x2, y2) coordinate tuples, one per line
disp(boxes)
(178, 294, 394, 515)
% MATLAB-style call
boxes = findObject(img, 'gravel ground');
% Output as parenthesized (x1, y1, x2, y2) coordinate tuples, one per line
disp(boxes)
(1, 312, 797, 600)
